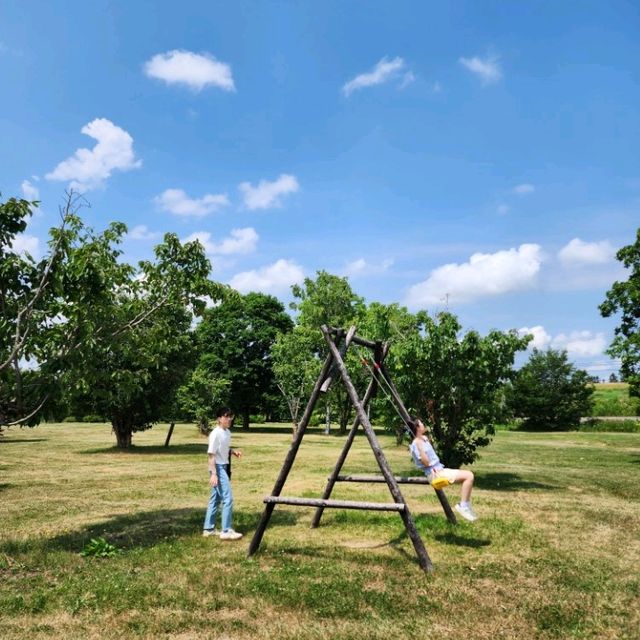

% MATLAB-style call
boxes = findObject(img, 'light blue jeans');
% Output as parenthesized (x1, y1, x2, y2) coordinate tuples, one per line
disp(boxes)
(203, 464, 233, 532)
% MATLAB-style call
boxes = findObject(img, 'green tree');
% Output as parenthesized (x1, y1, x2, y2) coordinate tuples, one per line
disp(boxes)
(0, 193, 222, 445)
(59, 231, 222, 448)
(393, 311, 529, 467)
(291, 271, 366, 434)
(193, 292, 293, 429)
(508, 348, 594, 431)
(600, 229, 640, 398)
(271, 326, 321, 433)
(176, 365, 230, 433)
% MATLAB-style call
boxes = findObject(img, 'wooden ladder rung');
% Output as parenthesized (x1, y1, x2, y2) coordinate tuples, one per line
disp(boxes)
(335, 474, 431, 485)
(264, 496, 405, 512)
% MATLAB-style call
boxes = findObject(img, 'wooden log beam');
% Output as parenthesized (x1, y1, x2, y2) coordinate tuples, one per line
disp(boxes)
(264, 496, 405, 512)
(326, 326, 377, 350)
(335, 474, 432, 485)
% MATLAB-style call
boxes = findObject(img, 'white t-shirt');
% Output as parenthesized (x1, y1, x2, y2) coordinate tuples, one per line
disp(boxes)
(207, 426, 231, 464)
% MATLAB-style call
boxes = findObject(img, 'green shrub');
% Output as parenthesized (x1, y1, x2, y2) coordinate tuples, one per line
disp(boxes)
(80, 537, 120, 558)
(82, 414, 106, 423)
(62, 416, 78, 423)
(579, 419, 640, 433)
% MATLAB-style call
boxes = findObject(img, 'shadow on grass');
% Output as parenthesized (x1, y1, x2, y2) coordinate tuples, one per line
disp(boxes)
(81, 443, 206, 455)
(0, 483, 12, 492)
(0, 507, 302, 556)
(0, 438, 48, 444)
(474, 472, 558, 492)
(433, 531, 491, 548)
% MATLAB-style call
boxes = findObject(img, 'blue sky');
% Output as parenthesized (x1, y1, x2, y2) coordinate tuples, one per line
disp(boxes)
(2, 1, 639, 378)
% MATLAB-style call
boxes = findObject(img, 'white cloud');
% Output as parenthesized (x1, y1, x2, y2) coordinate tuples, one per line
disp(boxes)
(406, 244, 542, 307)
(459, 54, 502, 84)
(10, 234, 40, 258)
(229, 259, 304, 294)
(558, 238, 615, 266)
(399, 71, 416, 89)
(143, 49, 235, 92)
(21, 179, 39, 200)
(552, 331, 607, 358)
(342, 56, 406, 96)
(46, 118, 141, 191)
(343, 257, 394, 278)
(239, 174, 299, 210)
(519, 325, 608, 359)
(518, 326, 552, 350)
(513, 183, 535, 195)
(154, 188, 229, 217)
(128, 225, 161, 241)
(184, 228, 258, 256)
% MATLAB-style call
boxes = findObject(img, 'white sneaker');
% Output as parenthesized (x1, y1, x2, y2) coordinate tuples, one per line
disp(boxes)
(219, 529, 243, 541)
(202, 529, 220, 537)
(455, 503, 478, 522)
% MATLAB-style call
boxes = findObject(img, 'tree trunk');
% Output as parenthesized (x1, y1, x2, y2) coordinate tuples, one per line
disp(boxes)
(242, 409, 250, 430)
(112, 418, 133, 449)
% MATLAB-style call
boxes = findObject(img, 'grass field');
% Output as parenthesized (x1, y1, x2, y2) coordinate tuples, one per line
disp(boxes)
(592, 383, 640, 418)
(1, 422, 639, 639)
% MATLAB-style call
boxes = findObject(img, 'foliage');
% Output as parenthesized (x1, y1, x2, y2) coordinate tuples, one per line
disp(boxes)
(191, 292, 293, 429)
(80, 537, 119, 558)
(392, 311, 529, 467)
(290, 270, 366, 331)
(271, 326, 321, 430)
(176, 365, 231, 433)
(0, 193, 224, 446)
(600, 228, 640, 398)
(291, 270, 366, 433)
(508, 348, 594, 430)
(591, 383, 640, 417)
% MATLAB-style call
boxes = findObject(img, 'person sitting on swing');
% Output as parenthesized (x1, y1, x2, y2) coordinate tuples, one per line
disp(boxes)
(408, 418, 478, 522)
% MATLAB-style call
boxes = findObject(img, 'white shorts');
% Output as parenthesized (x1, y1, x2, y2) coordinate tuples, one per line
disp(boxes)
(427, 468, 458, 485)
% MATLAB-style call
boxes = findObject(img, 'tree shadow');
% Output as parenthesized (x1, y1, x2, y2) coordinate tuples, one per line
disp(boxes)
(433, 531, 491, 548)
(81, 443, 206, 455)
(474, 472, 558, 491)
(0, 438, 48, 444)
(0, 507, 303, 556)
(0, 483, 12, 492)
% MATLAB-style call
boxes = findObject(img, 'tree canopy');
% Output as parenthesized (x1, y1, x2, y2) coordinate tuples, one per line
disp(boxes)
(189, 292, 293, 429)
(600, 228, 640, 398)
(1, 193, 224, 445)
(391, 311, 530, 467)
(507, 348, 594, 431)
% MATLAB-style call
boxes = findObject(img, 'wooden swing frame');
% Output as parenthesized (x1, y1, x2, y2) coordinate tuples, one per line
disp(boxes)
(247, 325, 457, 572)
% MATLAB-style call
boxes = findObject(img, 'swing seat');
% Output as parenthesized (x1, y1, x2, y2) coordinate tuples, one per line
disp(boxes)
(430, 476, 451, 490)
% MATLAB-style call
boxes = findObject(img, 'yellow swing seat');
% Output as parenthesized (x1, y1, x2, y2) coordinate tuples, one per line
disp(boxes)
(430, 476, 451, 491)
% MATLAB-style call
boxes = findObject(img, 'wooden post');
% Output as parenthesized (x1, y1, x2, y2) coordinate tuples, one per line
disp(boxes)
(320, 325, 433, 572)
(164, 422, 175, 447)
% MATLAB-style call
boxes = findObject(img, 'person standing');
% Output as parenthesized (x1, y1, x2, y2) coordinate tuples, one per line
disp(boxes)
(202, 407, 243, 540)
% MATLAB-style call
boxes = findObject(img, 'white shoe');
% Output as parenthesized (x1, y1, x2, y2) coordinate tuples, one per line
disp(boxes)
(202, 529, 220, 537)
(455, 503, 478, 522)
(219, 529, 243, 541)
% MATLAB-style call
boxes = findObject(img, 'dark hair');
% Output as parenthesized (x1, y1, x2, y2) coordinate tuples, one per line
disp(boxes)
(216, 407, 234, 418)
(407, 417, 418, 437)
